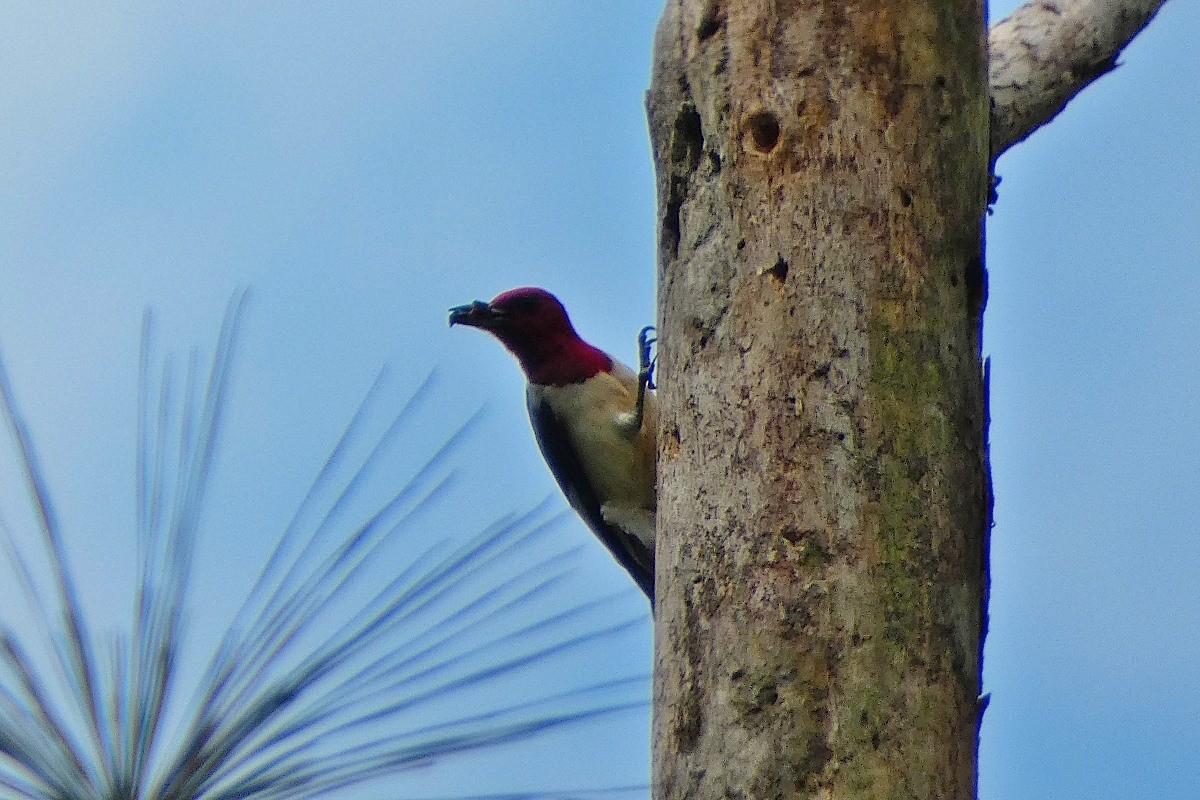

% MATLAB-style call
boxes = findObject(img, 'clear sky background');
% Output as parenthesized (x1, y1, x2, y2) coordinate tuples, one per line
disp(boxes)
(0, 2, 1196, 799)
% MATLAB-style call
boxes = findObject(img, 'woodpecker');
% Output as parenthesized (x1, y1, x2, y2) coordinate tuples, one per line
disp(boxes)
(449, 287, 657, 603)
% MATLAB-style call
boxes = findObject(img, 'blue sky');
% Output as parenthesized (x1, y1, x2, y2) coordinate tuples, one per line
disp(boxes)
(0, 2, 1196, 798)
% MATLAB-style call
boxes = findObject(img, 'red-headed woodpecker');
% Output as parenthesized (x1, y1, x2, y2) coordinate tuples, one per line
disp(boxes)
(449, 287, 657, 603)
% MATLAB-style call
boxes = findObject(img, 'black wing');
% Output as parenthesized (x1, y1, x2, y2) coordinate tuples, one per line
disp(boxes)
(526, 389, 654, 602)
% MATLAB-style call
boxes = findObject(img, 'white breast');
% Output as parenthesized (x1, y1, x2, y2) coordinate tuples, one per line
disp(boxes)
(529, 365, 657, 529)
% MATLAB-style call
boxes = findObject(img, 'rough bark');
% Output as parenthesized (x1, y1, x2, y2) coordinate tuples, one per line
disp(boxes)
(989, 0, 1169, 159)
(648, 0, 990, 798)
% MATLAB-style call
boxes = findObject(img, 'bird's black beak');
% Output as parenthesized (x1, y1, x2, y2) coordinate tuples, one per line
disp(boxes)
(448, 300, 501, 329)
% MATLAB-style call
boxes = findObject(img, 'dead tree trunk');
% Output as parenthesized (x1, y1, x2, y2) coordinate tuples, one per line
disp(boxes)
(648, 0, 991, 797)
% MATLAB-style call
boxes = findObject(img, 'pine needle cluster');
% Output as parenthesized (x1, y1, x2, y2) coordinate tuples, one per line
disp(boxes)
(0, 293, 648, 800)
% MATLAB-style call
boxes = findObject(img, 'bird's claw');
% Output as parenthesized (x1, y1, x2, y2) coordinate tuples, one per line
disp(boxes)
(637, 326, 657, 391)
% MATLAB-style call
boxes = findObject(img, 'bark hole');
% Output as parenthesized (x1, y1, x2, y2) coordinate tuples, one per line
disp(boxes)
(765, 256, 789, 282)
(743, 110, 781, 154)
(672, 106, 704, 170)
(697, 0, 724, 41)
(662, 106, 705, 258)
(663, 178, 685, 259)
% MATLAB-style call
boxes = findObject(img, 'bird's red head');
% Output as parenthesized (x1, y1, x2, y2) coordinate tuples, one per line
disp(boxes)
(449, 287, 611, 385)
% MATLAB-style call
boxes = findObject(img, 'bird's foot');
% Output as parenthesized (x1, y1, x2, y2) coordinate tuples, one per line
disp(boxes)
(617, 325, 657, 440)
(637, 325, 657, 391)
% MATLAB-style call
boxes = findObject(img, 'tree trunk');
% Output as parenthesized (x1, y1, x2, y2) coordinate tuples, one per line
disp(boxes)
(647, 0, 991, 797)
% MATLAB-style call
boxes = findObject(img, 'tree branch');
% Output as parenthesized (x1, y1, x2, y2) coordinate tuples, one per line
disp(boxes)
(989, 0, 1168, 160)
